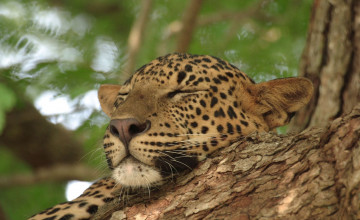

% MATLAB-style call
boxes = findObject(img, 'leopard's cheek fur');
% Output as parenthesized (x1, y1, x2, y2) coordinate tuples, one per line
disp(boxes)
(103, 128, 127, 169)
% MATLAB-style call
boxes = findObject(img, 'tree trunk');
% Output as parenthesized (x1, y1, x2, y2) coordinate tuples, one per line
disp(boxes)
(91, 103, 360, 220)
(289, 0, 360, 132)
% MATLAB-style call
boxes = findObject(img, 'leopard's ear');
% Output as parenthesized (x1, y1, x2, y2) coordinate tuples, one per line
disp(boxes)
(244, 77, 313, 130)
(98, 84, 121, 117)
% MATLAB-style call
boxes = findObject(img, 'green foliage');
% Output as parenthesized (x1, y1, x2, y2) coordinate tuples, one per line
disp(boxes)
(0, 148, 29, 175)
(0, 0, 313, 218)
(1, 183, 66, 220)
(0, 148, 66, 219)
(0, 83, 16, 133)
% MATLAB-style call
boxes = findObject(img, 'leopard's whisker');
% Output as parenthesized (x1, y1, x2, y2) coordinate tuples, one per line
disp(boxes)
(157, 151, 193, 170)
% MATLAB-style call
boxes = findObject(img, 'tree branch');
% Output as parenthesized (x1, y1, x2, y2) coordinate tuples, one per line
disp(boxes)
(175, 0, 203, 53)
(160, 0, 270, 55)
(0, 164, 101, 188)
(124, 0, 153, 78)
(0, 100, 84, 169)
(198, 0, 270, 27)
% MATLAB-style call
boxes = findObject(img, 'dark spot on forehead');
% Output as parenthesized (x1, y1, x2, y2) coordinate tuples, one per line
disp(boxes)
(210, 86, 218, 92)
(213, 78, 221, 84)
(202, 58, 211, 63)
(200, 100, 206, 107)
(177, 71, 186, 84)
(210, 97, 218, 107)
(218, 75, 229, 82)
(196, 108, 201, 115)
(225, 72, 234, 78)
(201, 126, 208, 134)
(188, 75, 196, 82)
(211, 65, 219, 71)
(214, 107, 225, 117)
(185, 64, 193, 72)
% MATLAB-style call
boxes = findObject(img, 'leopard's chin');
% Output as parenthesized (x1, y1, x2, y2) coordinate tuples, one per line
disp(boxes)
(112, 156, 163, 188)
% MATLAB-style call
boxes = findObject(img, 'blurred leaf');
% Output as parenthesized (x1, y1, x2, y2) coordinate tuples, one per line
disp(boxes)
(0, 183, 66, 220)
(0, 83, 16, 133)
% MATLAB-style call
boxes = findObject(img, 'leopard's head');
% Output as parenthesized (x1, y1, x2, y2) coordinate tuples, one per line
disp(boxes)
(98, 53, 313, 188)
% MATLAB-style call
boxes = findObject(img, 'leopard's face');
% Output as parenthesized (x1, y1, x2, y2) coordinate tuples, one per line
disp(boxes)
(98, 53, 313, 188)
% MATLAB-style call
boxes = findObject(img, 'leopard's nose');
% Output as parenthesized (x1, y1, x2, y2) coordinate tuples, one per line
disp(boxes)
(109, 119, 150, 147)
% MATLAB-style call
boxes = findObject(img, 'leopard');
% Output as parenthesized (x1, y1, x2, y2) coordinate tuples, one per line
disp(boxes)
(29, 53, 313, 220)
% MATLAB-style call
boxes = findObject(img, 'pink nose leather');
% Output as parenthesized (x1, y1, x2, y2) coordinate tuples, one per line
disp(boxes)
(109, 119, 150, 147)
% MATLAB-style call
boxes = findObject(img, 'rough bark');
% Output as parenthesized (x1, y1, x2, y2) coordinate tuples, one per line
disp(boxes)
(0, 100, 83, 169)
(290, 0, 360, 132)
(91, 104, 360, 220)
